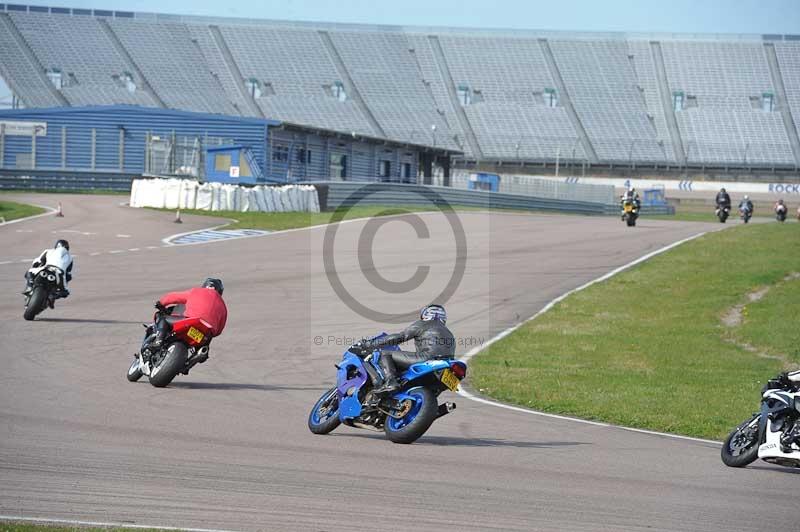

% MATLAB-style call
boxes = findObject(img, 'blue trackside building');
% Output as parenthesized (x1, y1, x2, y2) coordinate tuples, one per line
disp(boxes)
(0, 105, 457, 184)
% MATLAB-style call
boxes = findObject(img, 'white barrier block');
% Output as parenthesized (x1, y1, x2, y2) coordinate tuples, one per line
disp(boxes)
(210, 183, 224, 211)
(254, 186, 268, 212)
(163, 179, 182, 209)
(264, 186, 278, 212)
(180, 181, 198, 210)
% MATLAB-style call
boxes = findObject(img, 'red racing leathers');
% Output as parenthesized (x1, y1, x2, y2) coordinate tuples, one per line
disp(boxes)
(159, 287, 228, 337)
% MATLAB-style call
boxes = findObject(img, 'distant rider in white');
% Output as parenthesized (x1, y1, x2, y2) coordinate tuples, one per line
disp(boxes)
(23, 239, 74, 302)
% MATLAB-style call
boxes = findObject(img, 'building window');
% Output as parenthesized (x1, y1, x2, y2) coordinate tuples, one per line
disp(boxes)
(379, 160, 391, 179)
(672, 91, 684, 112)
(296, 148, 312, 164)
(762, 92, 774, 112)
(246, 78, 262, 99)
(457, 84, 471, 106)
(46, 68, 63, 89)
(214, 154, 232, 172)
(239, 151, 252, 177)
(329, 81, 347, 102)
(330, 153, 347, 179)
(272, 145, 289, 162)
(544, 88, 558, 108)
(401, 162, 412, 182)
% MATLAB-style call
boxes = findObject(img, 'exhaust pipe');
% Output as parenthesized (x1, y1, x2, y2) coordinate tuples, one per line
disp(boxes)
(437, 402, 456, 418)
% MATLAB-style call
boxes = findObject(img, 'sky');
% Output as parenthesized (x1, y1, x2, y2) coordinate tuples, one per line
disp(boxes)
(19, 0, 800, 35)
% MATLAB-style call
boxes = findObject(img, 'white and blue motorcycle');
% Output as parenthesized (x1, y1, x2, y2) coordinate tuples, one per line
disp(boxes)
(722, 373, 800, 469)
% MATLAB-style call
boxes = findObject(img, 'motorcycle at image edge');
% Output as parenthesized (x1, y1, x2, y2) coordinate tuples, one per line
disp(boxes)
(775, 205, 787, 222)
(715, 205, 730, 223)
(621, 199, 639, 227)
(308, 334, 467, 444)
(126, 305, 212, 387)
(721, 373, 800, 469)
(23, 265, 66, 321)
(740, 205, 753, 224)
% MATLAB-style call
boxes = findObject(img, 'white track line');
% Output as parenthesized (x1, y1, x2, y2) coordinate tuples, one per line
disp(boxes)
(458, 231, 721, 446)
(0, 515, 237, 532)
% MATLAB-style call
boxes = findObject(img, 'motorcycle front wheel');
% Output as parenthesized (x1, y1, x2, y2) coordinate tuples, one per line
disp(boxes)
(126, 356, 143, 382)
(721, 414, 761, 467)
(308, 387, 341, 435)
(23, 286, 47, 321)
(384, 387, 438, 444)
(148, 342, 187, 388)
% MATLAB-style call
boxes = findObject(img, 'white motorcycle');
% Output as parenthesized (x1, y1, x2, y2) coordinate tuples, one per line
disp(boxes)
(23, 265, 67, 321)
(721, 373, 800, 469)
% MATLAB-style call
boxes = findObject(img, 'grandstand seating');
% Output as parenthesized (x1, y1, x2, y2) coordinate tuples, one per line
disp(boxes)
(660, 41, 794, 165)
(219, 25, 375, 135)
(775, 42, 800, 139)
(550, 39, 666, 162)
(329, 31, 458, 149)
(0, 5, 798, 169)
(9, 12, 156, 106)
(435, 35, 584, 160)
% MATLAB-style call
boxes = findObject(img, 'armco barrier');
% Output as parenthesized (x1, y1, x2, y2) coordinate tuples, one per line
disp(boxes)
(309, 182, 674, 216)
(0, 174, 134, 192)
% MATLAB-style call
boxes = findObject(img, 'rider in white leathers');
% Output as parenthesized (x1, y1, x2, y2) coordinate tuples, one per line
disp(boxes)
(23, 239, 73, 299)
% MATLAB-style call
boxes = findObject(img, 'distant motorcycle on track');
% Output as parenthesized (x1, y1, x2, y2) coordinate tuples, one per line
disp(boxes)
(308, 334, 467, 444)
(621, 199, 639, 227)
(721, 373, 800, 469)
(715, 205, 730, 223)
(775, 203, 787, 223)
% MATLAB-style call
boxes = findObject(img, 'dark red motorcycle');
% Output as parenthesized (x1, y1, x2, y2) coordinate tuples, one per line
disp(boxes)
(126, 305, 213, 387)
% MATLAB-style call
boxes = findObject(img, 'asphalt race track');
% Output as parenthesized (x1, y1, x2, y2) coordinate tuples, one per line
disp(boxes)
(0, 194, 795, 531)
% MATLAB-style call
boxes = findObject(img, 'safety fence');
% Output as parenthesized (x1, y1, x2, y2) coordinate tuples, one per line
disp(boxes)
(311, 182, 674, 215)
(0, 173, 134, 191)
(129, 178, 320, 213)
(448, 171, 617, 204)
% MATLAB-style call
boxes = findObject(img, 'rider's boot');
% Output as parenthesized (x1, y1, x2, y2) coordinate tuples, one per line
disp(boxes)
(373, 354, 401, 395)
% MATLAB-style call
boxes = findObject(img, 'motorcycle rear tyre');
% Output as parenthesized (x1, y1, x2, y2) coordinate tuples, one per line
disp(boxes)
(148, 342, 187, 388)
(384, 387, 438, 444)
(23, 286, 47, 321)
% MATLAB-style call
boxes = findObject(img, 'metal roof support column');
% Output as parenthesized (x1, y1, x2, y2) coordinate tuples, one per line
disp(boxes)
(91, 128, 96, 171)
(61, 126, 66, 170)
(31, 129, 36, 170)
(119, 128, 125, 171)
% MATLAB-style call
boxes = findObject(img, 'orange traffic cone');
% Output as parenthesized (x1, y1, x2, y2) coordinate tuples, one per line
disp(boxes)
(174, 209, 183, 224)
(55, 202, 64, 217)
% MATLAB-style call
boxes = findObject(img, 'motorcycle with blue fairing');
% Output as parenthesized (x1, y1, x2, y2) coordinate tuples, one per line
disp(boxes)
(308, 334, 467, 444)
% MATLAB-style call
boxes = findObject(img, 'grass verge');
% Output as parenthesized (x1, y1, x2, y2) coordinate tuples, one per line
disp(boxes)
(0, 200, 46, 222)
(0, 524, 166, 532)
(470, 222, 800, 440)
(158, 204, 537, 231)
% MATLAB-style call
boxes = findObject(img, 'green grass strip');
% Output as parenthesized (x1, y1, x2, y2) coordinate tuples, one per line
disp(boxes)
(0, 200, 46, 222)
(157, 204, 538, 231)
(470, 222, 800, 440)
(0, 524, 171, 532)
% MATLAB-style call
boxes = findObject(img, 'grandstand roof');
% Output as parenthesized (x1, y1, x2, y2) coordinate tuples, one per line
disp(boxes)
(1, 3, 798, 41)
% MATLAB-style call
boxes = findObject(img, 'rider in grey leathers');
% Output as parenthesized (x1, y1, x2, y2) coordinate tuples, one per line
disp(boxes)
(359, 304, 455, 395)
